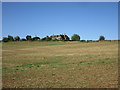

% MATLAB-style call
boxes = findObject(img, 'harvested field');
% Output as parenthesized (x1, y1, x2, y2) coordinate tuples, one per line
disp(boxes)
(2, 41, 118, 88)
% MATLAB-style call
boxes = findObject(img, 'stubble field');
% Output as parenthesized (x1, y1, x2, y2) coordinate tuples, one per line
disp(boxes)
(2, 41, 118, 88)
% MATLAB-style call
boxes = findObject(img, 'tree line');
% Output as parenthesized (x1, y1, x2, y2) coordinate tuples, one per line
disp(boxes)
(2, 34, 105, 42)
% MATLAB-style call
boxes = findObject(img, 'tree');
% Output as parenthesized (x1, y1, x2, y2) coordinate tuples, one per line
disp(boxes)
(33, 36, 40, 41)
(26, 35, 32, 41)
(42, 36, 52, 41)
(71, 34, 80, 41)
(2, 37, 9, 42)
(99, 36, 105, 41)
(8, 35, 14, 41)
(14, 36, 20, 41)
(62, 35, 70, 41)
(41, 37, 46, 41)
(65, 36, 70, 41)
(45, 36, 52, 41)
(21, 38, 26, 41)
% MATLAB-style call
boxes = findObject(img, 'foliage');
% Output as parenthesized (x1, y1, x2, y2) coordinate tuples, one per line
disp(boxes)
(2, 37, 9, 42)
(45, 36, 52, 41)
(14, 36, 20, 41)
(33, 36, 40, 41)
(99, 36, 105, 41)
(71, 34, 80, 41)
(41, 37, 46, 41)
(59, 35, 70, 41)
(8, 35, 14, 41)
(26, 35, 32, 41)
(42, 36, 52, 41)
(2, 34, 107, 42)
(65, 36, 70, 41)
(21, 38, 26, 41)
(81, 40, 86, 42)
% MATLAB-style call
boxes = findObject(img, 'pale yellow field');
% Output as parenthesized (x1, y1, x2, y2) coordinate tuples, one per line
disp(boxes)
(2, 41, 118, 88)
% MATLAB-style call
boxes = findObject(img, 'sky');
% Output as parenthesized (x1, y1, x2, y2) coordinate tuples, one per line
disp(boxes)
(2, 2, 118, 40)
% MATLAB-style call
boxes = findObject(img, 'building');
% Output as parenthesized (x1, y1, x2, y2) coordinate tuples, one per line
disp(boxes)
(51, 34, 69, 40)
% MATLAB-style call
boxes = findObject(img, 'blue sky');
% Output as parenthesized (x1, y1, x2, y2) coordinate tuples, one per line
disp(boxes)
(2, 2, 118, 40)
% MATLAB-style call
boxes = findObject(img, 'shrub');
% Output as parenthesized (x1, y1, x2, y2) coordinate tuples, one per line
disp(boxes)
(45, 36, 52, 41)
(26, 35, 32, 41)
(14, 36, 20, 41)
(86, 40, 92, 42)
(99, 36, 105, 41)
(42, 36, 52, 41)
(65, 36, 70, 41)
(8, 35, 14, 41)
(33, 36, 40, 41)
(21, 38, 26, 41)
(71, 34, 80, 41)
(81, 40, 86, 42)
(2, 37, 9, 42)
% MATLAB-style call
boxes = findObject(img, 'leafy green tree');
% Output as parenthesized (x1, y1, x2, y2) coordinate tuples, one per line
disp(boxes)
(65, 36, 70, 41)
(8, 35, 14, 41)
(26, 35, 32, 41)
(2, 37, 9, 42)
(99, 36, 105, 41)
(33, 36, 40, 41)
(41, 37, 46, 41)
(14, 36, 20, 41)
(71, 34, 80, 41)
(21, 38, 26, 41)
(45, 36, 52, 41)
(42, 36, 52, 41)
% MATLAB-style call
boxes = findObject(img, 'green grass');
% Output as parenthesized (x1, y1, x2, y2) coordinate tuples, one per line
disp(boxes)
(2, 41, 118, 88)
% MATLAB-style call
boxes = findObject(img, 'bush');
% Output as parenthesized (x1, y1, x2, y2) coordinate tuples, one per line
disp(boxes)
(41, 36, 52, 41)
(8, 35, 14, 41)
(99, 36, 105, 41)
(14, 36, 20, 41)
(65, 36, 70, 41)
(71, 34, 80, 41)
(2, 37, 9, 42)
(81, 40, 86, 42)
(33, 36, 40, 41)
(86, 40, 92, 42)
(45, 36, 52, 41)
(21, 38, 26, 41)
(26, 35, 32, 41)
